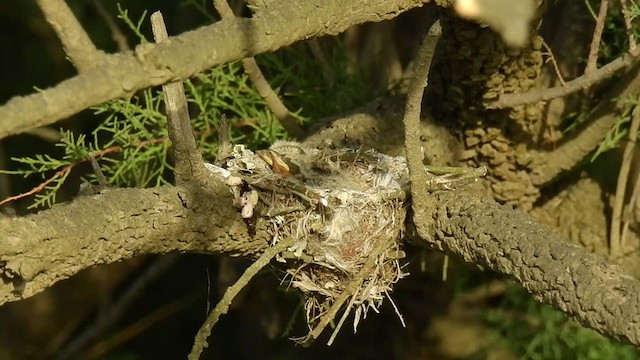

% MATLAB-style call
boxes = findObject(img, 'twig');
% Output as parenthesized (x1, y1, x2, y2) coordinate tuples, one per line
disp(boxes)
(0, 164, 73, 207)
(621, 168, 640, 245)
(151, 12, 207, 184)
(90, 0, 130, 52)
(57, 255, 179, 360)
(586, 0, 610, 74)
(402, 20, 442, 237)
(530, 62, 640, 186)
(541, 39, 566, 87)
(611, 103, 640, 256)
(213, 0, 304, 139)
(188, 237, 295, 360)
(35, 0, 105, 72)
(492, 48, 640, 109)
(88, 154, 107, 187)
(619, 0, 636, 52)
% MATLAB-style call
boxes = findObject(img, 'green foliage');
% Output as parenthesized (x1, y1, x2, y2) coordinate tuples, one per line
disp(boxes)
(590, 99, 639, 162)
(590, 106, 633, 162)
(0, 6, 377, 209)
(116, 4, 149, 44)
(486, 286, 640, 360)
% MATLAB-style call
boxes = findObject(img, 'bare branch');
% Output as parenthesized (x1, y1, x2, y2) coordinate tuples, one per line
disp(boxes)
(0, 0, 432, 140)
(492, 48, 640, 109)
(417, 190, 640, 347)
(0, 185, 263, 308)
(151, 12, 207, 184)
(622, 169, 640, 244)
(35, 0, 105, 72)
(611, 103, 640, 255)
(213, 0, 304, 138)
(541, 39, 566, 86)
(403, 20, 442, 237)
(586, 0, 610, 74)
(2, 173, 639, 346)
(620, 0, 636, 52)
(530, 62, 640, 186)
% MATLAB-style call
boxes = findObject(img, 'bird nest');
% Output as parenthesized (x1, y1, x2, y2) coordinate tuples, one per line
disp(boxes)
(205, 141, 410, 340)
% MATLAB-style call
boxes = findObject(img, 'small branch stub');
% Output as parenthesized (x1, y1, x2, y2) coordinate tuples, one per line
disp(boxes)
(150, 12, 207, 184)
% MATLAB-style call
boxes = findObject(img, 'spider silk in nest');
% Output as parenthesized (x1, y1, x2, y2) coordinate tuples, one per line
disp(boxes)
(205, 141, 410, 337)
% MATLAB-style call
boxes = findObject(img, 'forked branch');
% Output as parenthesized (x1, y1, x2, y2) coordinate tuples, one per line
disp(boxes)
(0, 0, 433, 140)
(213, 0, 304, 138)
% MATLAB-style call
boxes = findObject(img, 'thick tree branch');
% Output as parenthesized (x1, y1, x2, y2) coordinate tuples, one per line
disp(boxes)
(36, 0, 106, 72)
(417, 190, 640, 346)
(0, 184, 268, 308)
(0, 0, 433, 140)
(2, 170, 640, 346)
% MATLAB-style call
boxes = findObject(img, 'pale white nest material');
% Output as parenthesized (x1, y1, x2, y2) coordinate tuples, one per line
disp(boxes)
(205, 141, 410, 333)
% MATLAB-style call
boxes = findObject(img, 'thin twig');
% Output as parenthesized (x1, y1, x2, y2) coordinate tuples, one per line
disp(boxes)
(35, 0, 105, 72)
(492, 48, 640, 109)
(151, 12, 207, 184)
(586, 0, 610, 74)
(402, 20, 442, 238)
(90, 0, 130, 52)
(611, 103, 640, 256)
(188, 237, 295, 360)
(541, 39, 566, 87)
(621, 169, 640, 245)
(619, 0, 637, 52)
(88, 154, 107, 187)
(213, 0, 304, 139)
